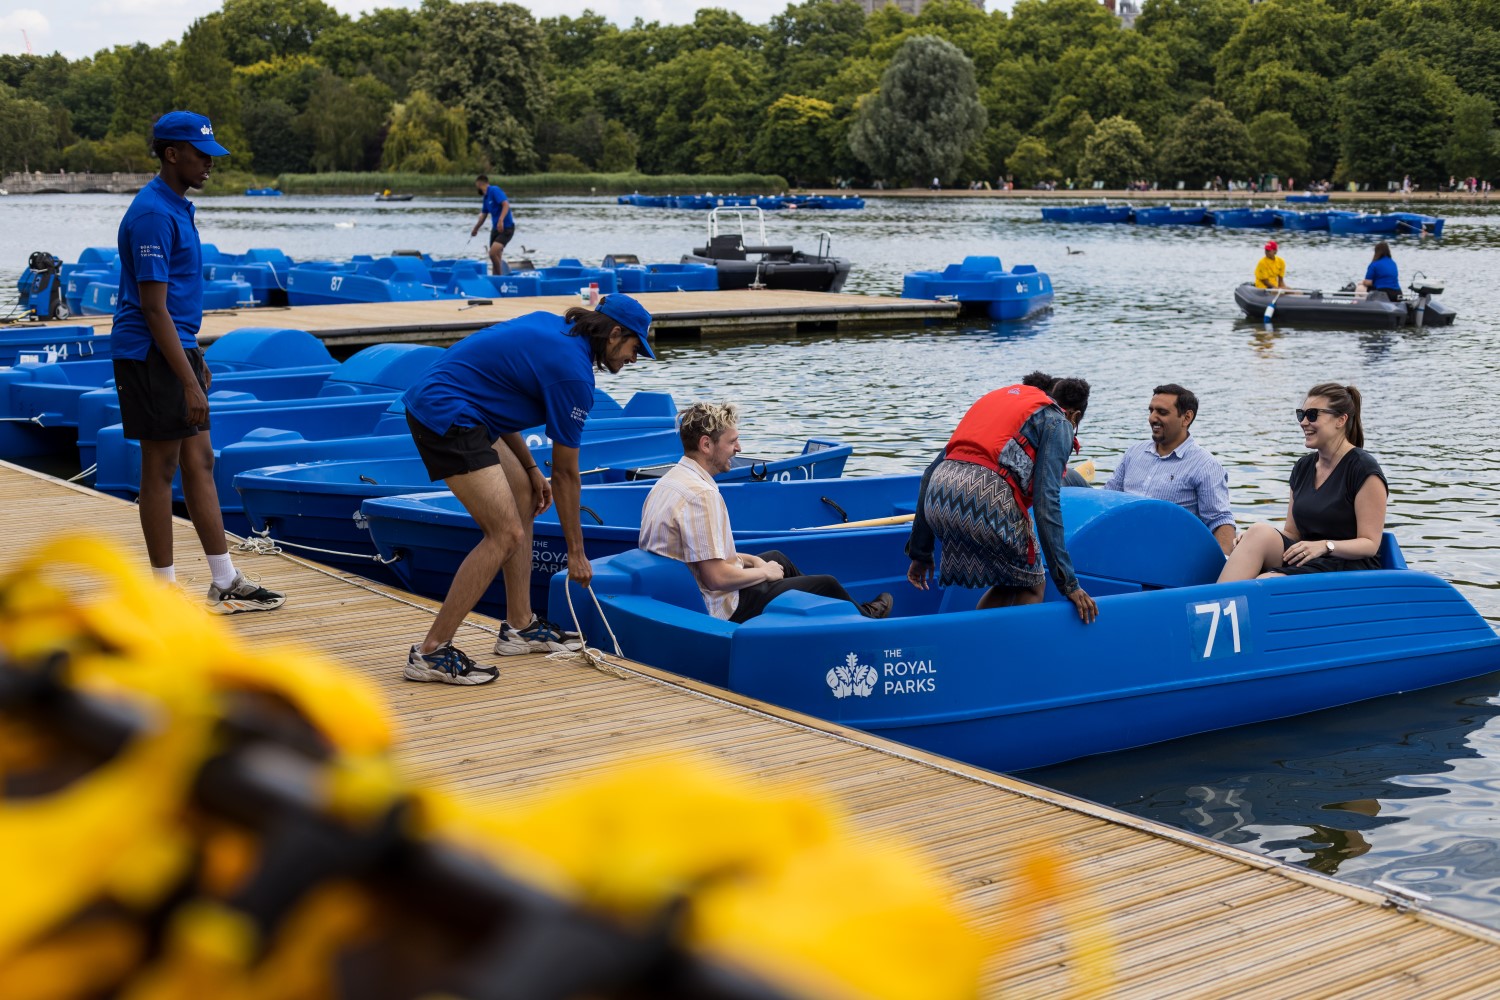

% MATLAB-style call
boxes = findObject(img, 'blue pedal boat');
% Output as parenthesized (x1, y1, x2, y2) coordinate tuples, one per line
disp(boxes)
(0, 326, 108, 366)
(1327, 212, 1402, 236)
(231, 429, 685, 584)
(603, 258, 718, 293)
(61, 248, 120, 315)
(3, 328, 335, 462)
(201, 246, 297, 307)
(75, 342, 436, 471)
(901, 256, 1054, 322)
(1208, 208, 1277, 228)
(1284, 193, 1330, 203)
(1271, 210, 1330, 232)
(286, 256, 461, 306)
(365, 470, 901, 617)
(449, 259, 620, 299)
(96, 389, 684, 534)
(1040, 205, 1132, 223)
(550, 488, 1500, 773)
(1131, 206, 1208, 226)
(1389, 212, 1445, 238)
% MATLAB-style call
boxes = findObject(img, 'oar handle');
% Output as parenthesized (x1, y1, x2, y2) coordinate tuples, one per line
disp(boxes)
(796, 513, 916, 531)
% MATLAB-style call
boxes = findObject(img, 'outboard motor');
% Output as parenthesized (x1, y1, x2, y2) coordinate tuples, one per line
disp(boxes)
(18, 251, 65, 320)
(1409, 278, 1444, 328)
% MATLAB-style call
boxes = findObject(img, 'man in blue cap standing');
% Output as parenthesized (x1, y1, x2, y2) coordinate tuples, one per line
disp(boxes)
(112, 110, 285, 613)
(400, 294, 656, 685)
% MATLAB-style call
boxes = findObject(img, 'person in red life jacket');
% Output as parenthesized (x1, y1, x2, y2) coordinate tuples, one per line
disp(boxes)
(906, 377, 1098, 623)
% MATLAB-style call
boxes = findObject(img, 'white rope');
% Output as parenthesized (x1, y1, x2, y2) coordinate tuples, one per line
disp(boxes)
(67, 463, 96, 483)
(232, 526, 401, 565)
(0, 415, 44, 424)
(546, 580, 629, 679)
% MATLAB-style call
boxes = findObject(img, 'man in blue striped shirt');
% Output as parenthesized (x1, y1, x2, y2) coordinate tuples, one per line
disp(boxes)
(1104, 384, 1236, 555)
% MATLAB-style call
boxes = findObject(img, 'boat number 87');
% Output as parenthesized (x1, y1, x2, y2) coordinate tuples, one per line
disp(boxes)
(1188, 596, 1249, 660)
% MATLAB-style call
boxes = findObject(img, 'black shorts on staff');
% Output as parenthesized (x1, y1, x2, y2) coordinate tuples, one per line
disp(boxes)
(407, 411, 501, 482)
(112, 345, 211, 441)
(490, 225, 515, 247)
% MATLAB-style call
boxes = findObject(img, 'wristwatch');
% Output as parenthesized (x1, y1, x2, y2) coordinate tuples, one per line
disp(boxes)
(1325, 541, 1335, 555)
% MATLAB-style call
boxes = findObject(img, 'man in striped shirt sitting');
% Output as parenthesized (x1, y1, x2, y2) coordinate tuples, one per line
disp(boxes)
(1103, 384, 1237, 555)
(639, 402, 892, 623)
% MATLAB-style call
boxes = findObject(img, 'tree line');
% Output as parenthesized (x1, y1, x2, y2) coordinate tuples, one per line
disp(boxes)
(1, 0, 1498, 189)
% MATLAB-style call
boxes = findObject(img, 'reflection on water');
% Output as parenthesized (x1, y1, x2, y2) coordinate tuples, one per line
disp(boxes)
(5, 193, 1500, 927)
(1028, 675, 1500, 927)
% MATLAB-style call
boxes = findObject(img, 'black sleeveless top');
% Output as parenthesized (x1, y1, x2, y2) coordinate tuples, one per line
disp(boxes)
(1285, 447, 1388, 573)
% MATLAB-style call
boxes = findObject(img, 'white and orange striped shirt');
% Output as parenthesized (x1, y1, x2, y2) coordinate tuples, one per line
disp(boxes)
(639, 457, 739, 619)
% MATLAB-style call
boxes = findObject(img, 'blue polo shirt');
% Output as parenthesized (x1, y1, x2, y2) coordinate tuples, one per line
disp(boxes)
(112, 175, 204, 361)
(403, 312, 595, 448)
(481, 185, 513, 229)
(1364, 255, 1399, 292)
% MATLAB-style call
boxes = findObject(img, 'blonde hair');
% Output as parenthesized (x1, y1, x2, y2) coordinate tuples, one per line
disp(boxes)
(678, 402, 738, 453)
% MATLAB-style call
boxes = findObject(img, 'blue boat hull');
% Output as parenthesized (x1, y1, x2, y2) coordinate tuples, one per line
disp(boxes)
(1209, 209, 1277, 228)
(1040, 206, 1132, 223)
(0, 327, 107, 366)
(1131, 207, 1208, 226)
(550, 490, 1500, 772)
(902, 256, 1054, 322)
(1271, 210, 1330, 231)
(1284, 194, 1329, 203)
(1327, 213, 1402, 236)
(364, 470, 900, 618)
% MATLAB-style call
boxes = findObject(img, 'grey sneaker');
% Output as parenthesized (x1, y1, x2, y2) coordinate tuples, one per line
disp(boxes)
(206, 572, 285, 615)
(404, 643, 498, 685)
(493, 615, 584, 655)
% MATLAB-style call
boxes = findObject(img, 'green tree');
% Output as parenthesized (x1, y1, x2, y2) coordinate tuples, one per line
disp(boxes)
(310, 7, 429, 97)
(1005, 136, 1055, 186)
(547, 152, 589, 172)
(243, 97, 312, 174)
(1136, 0, 1250, 101)
(299, 71, 392, 171)
(541, 12, 619, 72)
(382, 90, 472, 172)
(174, 17, 249, 169)
(108, 43, 175, 140)
(1214, 0, 1345, 86)
(752, 93, 836, 185)
(1247, 110, 1309, 178)
(234, 54, 326, 111)
(765, 0, 867, 97)
(418, 2, 549, 171)
(1446, 92, 1497, 180)
(1156, 98, 1252, 186)
(1337, 52, 1459, 183)
(1077, 115, 1152, 186)
(0, 95, 57, 172)
(848, 34, 987, 183)
(598, 120, 638, 172)
(639, 45, 767, 173)
(60, 55, 118, 142)
(216, 0, 346, 65)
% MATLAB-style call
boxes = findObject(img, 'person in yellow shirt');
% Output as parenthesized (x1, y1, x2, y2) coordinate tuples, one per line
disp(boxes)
(1255, 241, 1287, 289)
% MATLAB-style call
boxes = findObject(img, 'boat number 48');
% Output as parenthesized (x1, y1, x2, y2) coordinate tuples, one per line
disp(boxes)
(1187, 596, 1250, 660)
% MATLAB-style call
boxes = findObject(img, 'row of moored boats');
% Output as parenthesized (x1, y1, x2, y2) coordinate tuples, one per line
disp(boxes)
(1042, 204, 1444, 236)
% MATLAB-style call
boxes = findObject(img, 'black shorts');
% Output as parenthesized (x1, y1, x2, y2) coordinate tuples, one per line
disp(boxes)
(490, 226, 515, 247)
(112, 345, 210, 441)
(407, 411, 500, 482)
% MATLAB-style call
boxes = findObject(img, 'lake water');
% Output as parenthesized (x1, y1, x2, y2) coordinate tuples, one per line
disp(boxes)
(4, 191, 1500, 930)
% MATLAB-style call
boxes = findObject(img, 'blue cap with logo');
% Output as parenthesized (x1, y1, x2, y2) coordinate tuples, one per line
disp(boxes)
(597, 293, 655, 359)
(153, 111, 231, 157)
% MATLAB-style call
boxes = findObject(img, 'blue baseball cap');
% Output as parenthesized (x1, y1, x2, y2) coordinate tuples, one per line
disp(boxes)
(597, 294, 655, 359)
(153, 111, 231, 156)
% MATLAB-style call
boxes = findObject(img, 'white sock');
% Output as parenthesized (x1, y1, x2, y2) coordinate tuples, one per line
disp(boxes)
(206, 553, 238, 590)
(151, 564, 176, 584)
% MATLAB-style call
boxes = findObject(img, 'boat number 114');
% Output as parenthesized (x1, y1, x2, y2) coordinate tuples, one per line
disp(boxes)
(1187, 596, 1250, 660)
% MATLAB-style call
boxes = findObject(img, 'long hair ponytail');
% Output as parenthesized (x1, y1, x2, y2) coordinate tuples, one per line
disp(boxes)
(1307, 382, 1364, 448)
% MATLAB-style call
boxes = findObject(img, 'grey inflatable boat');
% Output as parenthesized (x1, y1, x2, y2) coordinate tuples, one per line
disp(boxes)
(1234, 281, 1456, 328)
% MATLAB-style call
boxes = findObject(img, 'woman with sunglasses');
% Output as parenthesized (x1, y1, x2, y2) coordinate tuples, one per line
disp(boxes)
(1219, 383, 1388, 582)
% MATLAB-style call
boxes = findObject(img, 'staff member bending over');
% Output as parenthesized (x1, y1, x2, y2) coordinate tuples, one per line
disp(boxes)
(402, 295, 655, 684)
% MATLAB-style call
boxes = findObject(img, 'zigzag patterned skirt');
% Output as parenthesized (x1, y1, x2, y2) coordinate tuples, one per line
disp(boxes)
(925, 459, 1043, 590)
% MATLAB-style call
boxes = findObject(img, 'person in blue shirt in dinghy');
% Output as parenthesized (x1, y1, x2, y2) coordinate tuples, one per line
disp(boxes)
(1358, 242, 1401, 302)
(906, 377, 1098, 623)
(400, 294, 655, 685)
(1103, 384, 1237, 556)
(1218, 383, 1388, 582)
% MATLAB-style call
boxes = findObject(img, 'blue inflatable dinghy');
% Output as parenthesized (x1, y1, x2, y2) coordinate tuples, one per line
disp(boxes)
(551, 488, 1500, 772)
(1040, 205, 1132, 223)
(1270, 210, 1330, 232)
(901, 256, 1053, 322)
(364, 472, 908, 616)
(1284, 194, 1329, 203)
(1131, 206, 1208, 226)
(1207, 208, 1277, 228)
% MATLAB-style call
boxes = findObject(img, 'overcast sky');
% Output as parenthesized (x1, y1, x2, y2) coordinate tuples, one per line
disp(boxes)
(3, 0, 1013, 63)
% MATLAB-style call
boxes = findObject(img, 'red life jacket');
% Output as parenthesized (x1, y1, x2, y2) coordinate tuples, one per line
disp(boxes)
(944, 384, 1075, 563)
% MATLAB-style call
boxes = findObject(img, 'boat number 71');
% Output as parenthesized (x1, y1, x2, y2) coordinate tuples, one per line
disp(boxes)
(1188, 596, 1249, 660)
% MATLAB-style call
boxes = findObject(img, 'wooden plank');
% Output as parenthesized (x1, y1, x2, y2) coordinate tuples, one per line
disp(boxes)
(20, 289, 960, 346)
(4, 459, 1500, 999)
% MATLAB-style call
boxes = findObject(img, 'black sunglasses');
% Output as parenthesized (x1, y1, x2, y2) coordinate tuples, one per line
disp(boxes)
(1295, 407, 1339, 423)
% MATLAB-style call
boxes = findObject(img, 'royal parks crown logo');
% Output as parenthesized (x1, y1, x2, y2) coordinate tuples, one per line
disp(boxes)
(826, 651, 877, 699)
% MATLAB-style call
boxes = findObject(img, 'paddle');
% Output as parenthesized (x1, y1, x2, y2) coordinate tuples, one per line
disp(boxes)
(1263, 287, 1285, 322)
(795, 513, 916, 530)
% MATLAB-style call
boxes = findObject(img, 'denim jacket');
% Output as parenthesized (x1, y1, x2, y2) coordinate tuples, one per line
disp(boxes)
(906, 406, 1080, 594)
